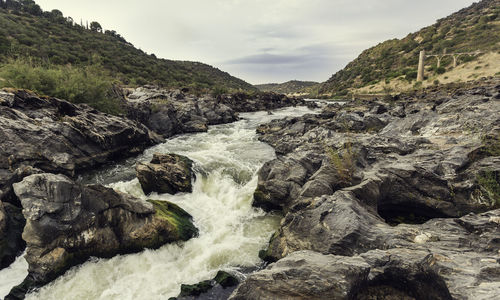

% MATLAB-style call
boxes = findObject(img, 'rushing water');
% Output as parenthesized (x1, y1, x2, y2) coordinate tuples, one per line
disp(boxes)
(0, 106, 317, 300)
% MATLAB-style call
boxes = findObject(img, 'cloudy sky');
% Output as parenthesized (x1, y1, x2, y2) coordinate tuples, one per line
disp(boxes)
(36, 0, 476, 84)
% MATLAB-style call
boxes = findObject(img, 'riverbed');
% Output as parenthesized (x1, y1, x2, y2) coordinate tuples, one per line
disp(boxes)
(0, 105, 317, 299)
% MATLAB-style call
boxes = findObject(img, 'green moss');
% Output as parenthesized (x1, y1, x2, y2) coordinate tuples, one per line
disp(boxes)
(258, 231, 279, 263)
(477, 171, 500, 206)
(177, 271, 238, 298)
(148, 200, 198, 241)
(213, 271, 239, 288)
(179, 280, 213, 297)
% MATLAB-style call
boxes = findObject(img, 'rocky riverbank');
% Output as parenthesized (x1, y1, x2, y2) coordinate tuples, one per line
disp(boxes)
(231, 79, 500, 299)
(125, 86, 309, 137)
(0, 87, 306, 298)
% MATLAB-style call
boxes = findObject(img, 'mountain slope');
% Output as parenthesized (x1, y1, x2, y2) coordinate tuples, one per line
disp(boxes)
(318, 0, 500, 96)
(0, 0, 255, 92)
(255, 80, 319, 94)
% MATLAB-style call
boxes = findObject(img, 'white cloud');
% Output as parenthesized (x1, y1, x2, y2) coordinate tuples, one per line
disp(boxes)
(35, 0, 476, 84)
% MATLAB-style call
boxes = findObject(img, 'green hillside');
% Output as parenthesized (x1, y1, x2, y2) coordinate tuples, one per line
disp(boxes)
(318, 0, 500, 96)
(255, 80, 319, 94)
(0, 0, 255, 92)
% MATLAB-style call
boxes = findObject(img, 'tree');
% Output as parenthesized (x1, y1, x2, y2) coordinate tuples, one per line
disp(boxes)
(90, 21, 102, 33)
(48, 9, 64, 23)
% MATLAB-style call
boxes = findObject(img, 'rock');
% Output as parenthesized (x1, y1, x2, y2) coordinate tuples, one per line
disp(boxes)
(245, 80, 500, 300)
(136, 153, 195, 195)
(0, 201, 26, 271)
(8, 173, 197, 297)
(230, 250, 370, 300)
(218, 92, 307, 112)
(177, 271, 240, 298)
(125, 87, 239, 137)
(0, 89, 159, 178)
(240, 209, 500, 299)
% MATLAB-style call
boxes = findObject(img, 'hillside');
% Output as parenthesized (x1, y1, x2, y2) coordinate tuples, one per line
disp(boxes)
(255, 80, 319, 94)
(318, 0, 500, 96)
(0, 0, 255, 92)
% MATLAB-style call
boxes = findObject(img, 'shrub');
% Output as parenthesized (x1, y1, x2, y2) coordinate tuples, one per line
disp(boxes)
(435, 66, 446, 74)
(325, 141, 356, 185)
(0, 57, 123, 114)
(477, 171, 500, 206)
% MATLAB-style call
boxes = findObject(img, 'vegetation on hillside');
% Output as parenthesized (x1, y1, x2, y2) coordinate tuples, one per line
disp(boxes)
(318, 0, 500, 96)
(255, 80, 319, 94)
(0, 0, 256, 110)
(0, 57, 123, 114)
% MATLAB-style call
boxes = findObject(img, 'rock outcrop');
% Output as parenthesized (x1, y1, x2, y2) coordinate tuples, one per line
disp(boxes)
(124, 87, 312, 138)
(125, 87, 238, 137)
(231, 250, 370, 300)
(253, 81, 500, 216)
(242, 80, 500, 299)
(7, 173, 197, 298)
(239, 204, 500, 299)
(0, 89, 159, 179)
(0, 89, 162, 273)
(217, 92, 309, 112)
(136, 153, 195, 195)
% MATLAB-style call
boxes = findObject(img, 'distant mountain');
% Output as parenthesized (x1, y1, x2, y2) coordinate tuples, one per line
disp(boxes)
(0, 0, 256, 92)
(318, 0, 500, 96)
(255, 80, 319, 94)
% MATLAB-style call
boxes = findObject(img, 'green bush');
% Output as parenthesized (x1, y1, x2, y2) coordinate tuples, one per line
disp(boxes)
(435, 66, 446, 74)
(0, 58, 123, 115)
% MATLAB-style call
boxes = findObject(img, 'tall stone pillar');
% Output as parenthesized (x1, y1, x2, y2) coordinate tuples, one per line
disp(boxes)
(417, 50, 425, 82)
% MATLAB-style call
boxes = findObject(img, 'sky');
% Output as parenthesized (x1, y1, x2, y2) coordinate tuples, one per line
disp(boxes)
(35, 0, 477, 84)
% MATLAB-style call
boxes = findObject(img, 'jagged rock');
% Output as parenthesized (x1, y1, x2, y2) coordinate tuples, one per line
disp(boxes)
(241, 208, 500, 300)
(246, 81, 500, 300)
(0, 201, 26, 271)
(176, 271, 240, 299)
(0, 89, 160, 178)
(125, 87, 239, 137)
(230, 250, 371, 300)
(8, 173, 197, 298)
(218, 92, 308, 112)
(136, 153, 195, 195)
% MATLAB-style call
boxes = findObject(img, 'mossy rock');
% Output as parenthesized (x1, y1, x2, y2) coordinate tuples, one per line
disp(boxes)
(178, 271, 239, 298)
(179, 280, 213, 297)
(148, 200, 198, 241)
(258, 231, 279, 263)
(213, 270, 239, 288)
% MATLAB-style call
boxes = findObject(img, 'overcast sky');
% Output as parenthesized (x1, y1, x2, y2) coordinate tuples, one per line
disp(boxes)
(36, 0, 476, 84)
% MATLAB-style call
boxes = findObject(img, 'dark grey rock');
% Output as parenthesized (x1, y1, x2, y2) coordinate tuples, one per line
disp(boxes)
(9, 173, 197, 297)
(136, 153, 195, 195)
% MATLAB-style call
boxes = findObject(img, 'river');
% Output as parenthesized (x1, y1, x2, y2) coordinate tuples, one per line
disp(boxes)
(0, 105, 317, 300)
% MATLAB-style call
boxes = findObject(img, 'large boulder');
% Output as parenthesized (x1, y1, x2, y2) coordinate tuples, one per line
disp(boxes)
(237, 208, 500, 300)
(8, 173, 198, 298)
(230, 250, 371, 300)
(136, 153, 195, 195)
(0, 89, 160, 179)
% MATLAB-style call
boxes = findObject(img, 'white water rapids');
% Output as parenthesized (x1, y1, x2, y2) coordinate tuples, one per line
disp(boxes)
(0, 106, 316, 300)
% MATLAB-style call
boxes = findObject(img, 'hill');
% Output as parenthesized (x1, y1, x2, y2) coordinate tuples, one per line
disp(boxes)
(255, 80, 319, 94)
(318, 0, 500, 96)
(0, 0, 255, 92)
